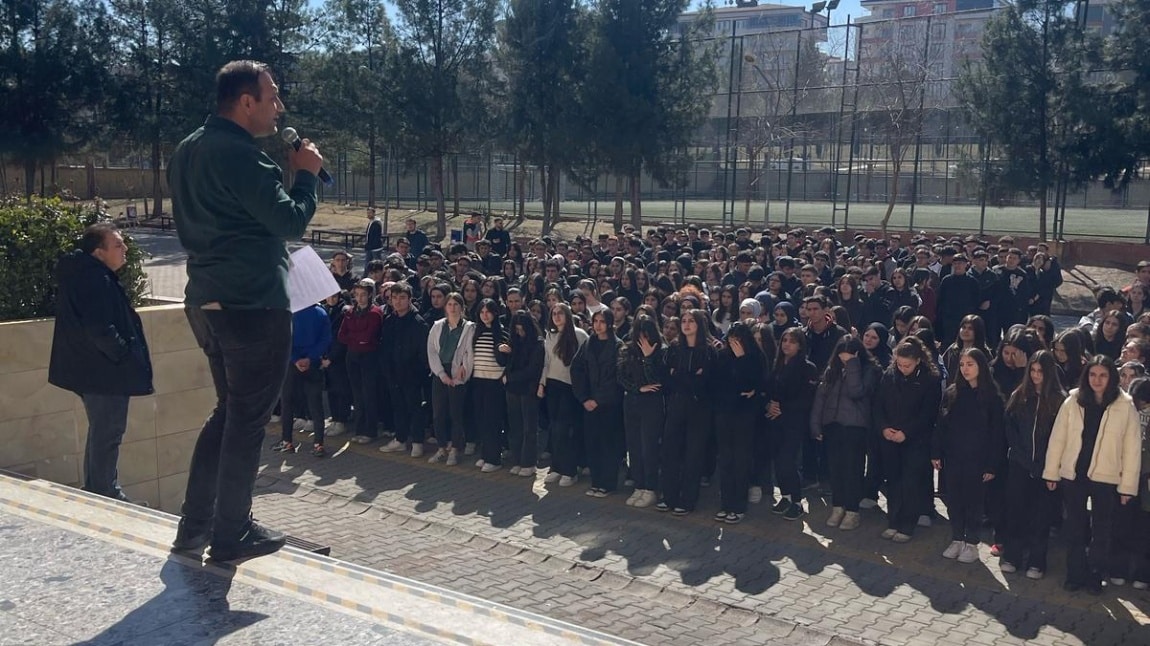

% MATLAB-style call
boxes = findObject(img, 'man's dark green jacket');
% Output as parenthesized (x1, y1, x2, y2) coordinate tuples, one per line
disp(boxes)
(167, 115, 317, 310)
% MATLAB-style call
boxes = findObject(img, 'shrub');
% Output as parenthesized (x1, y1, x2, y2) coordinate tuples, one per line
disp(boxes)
(0, 195, 148, 321)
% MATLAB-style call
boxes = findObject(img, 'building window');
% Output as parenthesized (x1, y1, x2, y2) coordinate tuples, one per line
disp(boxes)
(883, 8, 895, 17)
(903, 5, 917, 17)
(932, 23, 947, 39)
(934, 3, 948, 14)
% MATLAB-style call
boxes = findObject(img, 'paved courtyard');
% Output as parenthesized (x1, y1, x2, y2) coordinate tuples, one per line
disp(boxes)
(250, 441, 1150, 646)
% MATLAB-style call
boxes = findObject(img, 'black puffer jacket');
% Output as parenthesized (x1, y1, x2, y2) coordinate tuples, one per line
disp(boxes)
(664, 340, 717, 397)
(933, 385, 1006, 475)
(1004, 395, 1058, 478)
(873, 364, 942, 444)
(49, 251, 153, 396)
(572, 335, 624, 407)
(504, 338, 544, 396)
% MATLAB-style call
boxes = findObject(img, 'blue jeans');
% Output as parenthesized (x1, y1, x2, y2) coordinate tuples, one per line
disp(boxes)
(181, 307, 291, 544)
(80, 393, 130, 500)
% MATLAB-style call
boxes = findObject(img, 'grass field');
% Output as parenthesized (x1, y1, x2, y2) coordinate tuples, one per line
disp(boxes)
(102, 196, 1150, 242)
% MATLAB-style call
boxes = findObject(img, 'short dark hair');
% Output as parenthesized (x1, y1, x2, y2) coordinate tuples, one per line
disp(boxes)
(80, 223, 119, 254)
(389, 282, 412, 297)
(216, 60, 268, 113)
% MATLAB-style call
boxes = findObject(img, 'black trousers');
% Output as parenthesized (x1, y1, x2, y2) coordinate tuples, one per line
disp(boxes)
(472, 377, 507, 465)
(431, 377, 467, 449)
(623, 392, 665, 490)
(505, 391, 540, 469)
(324, 357, 351, 423)
(584, 402, 624, 491)
(943, 457, 986, 544)
(801, 434, 829, 485)
(771, 423, 805, 501)
(79, 393, 130, 500)
(280, 364, 325, 445)
(182, 307, 290, 545)
(546, 379, 581, 477)
(346, 351, 380, 438)
(881, 440, 931, 535)
(863, 426, 884, 501)
(660, 396, 712, 510)
(716, 402, 756, 514)
(1002, 461, 1057, 572)
(389, 379, 426, 444)
(825, 424, 868, 512)
(1061, 478, 1119, 586)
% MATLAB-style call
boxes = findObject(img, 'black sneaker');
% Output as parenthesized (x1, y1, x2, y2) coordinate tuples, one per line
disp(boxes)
(771, 499, 790, 515)
(654, 501, 670, 512)
(783, 501, 806, 521)
(171, 518, 212, 553)
(208, 521, 286, 562)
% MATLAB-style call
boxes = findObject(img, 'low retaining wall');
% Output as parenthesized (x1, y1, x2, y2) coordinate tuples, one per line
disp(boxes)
(0, 304, 210, 512)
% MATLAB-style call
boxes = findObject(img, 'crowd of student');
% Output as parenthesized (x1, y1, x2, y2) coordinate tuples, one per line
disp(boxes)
(274, 216, 1150, 594)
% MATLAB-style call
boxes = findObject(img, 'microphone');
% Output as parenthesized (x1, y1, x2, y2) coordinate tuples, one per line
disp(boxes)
(281, 127, 334, 186)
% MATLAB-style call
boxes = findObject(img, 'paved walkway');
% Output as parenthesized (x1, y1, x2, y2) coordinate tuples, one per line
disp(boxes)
(251, 442, 1150, 646)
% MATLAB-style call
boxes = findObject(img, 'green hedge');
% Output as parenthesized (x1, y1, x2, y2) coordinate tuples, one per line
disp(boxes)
(0, 195, 148, 321)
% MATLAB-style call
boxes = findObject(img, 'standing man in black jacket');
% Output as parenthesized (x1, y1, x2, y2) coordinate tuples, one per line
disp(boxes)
(364, 208, 384, 272)
(49, 224, 154, 503)
(167, 60, 323, 561)
(377, 282, 431, 457)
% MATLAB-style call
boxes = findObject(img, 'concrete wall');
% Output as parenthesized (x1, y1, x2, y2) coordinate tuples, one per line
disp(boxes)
(0, 304, 211, 512)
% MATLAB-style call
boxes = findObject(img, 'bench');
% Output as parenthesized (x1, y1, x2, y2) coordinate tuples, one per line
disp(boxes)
(309, 229, 367, 250)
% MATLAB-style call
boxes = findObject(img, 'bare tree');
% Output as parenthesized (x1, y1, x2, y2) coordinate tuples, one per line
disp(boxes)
(857, 16, 942, 235)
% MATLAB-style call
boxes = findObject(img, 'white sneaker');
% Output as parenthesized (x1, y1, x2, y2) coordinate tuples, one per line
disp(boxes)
(544, 471, 561, 484)
(917, 514, 932, 528)
(943, 540, 963, 559)
(1110, 577, 1127, 586)
(1131, 580, 1147, 590)
(517, 466, 536, 477)
(509, 466, 521, 476)
(410, 443, 424, 458)
(625, 490, 642, 506)
(839, 511, 860, 531)
(957, 543, 980, 564)
(464, 442, 477, 456)
(632, 490, 656, 508)
(859, 498, 878, 509)
(881, 528, 899, 540)
(379, 439, 405, 453)
(446, 448, 459, 466)
(292, 419, 307, 432)
(826, 506, 846, 528)
(748, 486, 763, 504)
(427, 448, 446, 464)
(326, 422, 347, 437)
(1000, 561, 1017, 573)
(558, 475, 577, 487)
(475, 459, 485, 468)
(303, 420, 314, 433)
(481, 462, 501, 473)
(270, 414, 281, 423)
(1026, 568, 1045, 580)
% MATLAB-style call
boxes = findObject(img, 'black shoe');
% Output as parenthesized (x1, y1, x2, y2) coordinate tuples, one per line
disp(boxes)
(771, 499, 790, 515)
(171, 518, 212, 553)
(783, 501, 806, 521)
(208, 521, 286, 562)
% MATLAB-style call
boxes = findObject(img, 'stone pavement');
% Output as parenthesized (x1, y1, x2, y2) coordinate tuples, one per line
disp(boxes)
(250, 442, 1150, 646)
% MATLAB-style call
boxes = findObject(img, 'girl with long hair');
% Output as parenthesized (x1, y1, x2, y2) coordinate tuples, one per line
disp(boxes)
(426, 292, 475, 466)
(539, 303, 590, 487)
(835, 275, 865, 332)
(610, 296, 633, 341)
(502, 311, 544, 477)
(571, 309, 625, 497)
(942, 314, 992, 384)
(713, 321, 768, 524)
(1053, 327, 1091, 391)
(617, 316, 667, 508)
(658, 309, 719, 515)
(862, 322, 893, 369)
(874, 337, 942, 542)
(932, 348, 1005, 564)
(811, 335, 881, 531)
(471, 299, 509, 473)
(767, 327, 819, 521)
(1093, 309, 1132, 361)
(1001, 350, 1066, 579)
(1044, 355, 1143, 593)
(712, 285, 741, 336)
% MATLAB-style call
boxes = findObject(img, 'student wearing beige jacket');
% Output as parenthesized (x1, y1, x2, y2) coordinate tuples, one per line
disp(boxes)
(1044, 355, 1142, 593)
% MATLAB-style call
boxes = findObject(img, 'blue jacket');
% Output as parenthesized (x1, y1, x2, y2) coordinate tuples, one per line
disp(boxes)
(291, 305, 331, 364)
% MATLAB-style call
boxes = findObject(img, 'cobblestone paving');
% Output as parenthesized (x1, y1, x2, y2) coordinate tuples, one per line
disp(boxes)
(250, 443, 1150, 646)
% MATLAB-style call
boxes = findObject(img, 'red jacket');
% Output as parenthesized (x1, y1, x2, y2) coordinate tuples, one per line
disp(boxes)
(338, 305, 382, 353)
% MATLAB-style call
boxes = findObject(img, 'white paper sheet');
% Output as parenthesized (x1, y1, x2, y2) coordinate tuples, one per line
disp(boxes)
(288, 246, 341, 313)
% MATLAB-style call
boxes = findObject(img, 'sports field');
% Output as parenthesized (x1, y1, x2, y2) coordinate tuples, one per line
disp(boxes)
(430, 198, 1150, 241)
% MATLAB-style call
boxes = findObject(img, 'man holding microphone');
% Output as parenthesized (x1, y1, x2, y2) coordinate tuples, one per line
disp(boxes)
(167, 60, 323, 561)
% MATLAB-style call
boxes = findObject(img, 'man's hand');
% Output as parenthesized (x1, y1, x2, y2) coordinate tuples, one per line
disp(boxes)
(291, 138, 323, 177)
(295, 358, 311, 372)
